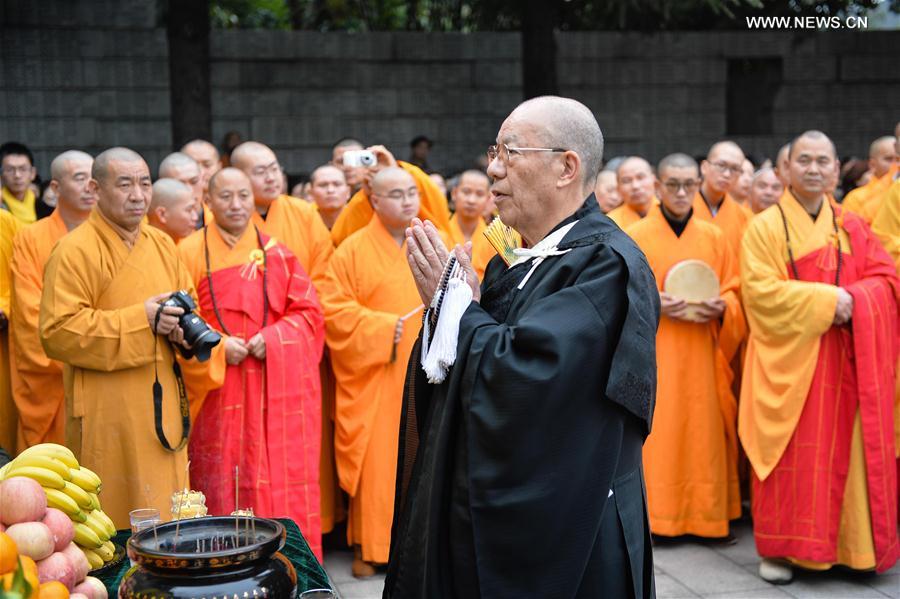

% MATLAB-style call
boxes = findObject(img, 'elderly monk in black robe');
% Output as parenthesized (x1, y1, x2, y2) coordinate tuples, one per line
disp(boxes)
(385, 96, 659, 599)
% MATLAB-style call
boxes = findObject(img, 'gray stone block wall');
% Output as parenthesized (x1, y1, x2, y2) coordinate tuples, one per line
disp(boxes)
(1, 0, 896, 179)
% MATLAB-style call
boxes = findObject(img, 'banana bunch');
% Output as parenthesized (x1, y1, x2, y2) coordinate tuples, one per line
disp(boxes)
(0, 443, 118, 569)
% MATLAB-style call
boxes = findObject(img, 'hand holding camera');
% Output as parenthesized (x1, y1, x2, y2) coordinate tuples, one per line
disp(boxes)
(146, 290, 222, 362)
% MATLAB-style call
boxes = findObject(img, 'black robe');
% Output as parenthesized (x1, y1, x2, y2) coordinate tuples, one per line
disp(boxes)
(385, 197, 660, 599)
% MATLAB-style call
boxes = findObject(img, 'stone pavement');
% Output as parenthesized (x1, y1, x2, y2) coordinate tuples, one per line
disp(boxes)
(323, 518, 899, 598)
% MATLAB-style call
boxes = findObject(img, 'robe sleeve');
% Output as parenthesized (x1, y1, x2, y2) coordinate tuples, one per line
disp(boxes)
(451, 245, 653, 598)
(716, 229, 746, 363)
(871, 184, 900, 270)
(319, 250, 398, 368)
(11, 231, 61, 375)
(740, 214, 838, 342)
(39, 245, 156, 371)
(0, 213, 21, 316)
(258, 248, 325, 365)
(304, 207, 335, 293)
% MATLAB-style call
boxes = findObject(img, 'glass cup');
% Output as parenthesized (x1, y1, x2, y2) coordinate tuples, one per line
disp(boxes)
(129, 508, 161, 534)
(299, 590, 335, 599)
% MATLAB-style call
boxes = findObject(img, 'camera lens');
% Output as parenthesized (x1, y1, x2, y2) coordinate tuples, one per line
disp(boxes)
(179, 314, 222, 362)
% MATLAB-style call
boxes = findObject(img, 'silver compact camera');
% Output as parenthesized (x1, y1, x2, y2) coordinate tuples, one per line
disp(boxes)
(342, 150, 377, 168)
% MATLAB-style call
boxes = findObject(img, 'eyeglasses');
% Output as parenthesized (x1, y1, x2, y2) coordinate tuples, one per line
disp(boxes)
(1, 165, 34, 175)
(663, 180, 700, 194)
(710, 161, 741, 175)
(487, 144, 567, 164)
(250, 161, 281, 177)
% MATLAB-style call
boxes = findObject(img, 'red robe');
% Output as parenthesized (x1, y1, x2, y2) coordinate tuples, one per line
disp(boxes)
(178, 225, 326, 559)
(747, 205, 899, 572)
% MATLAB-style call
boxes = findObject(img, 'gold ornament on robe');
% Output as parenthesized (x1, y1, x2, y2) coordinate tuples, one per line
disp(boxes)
(239, 238, 278, 281)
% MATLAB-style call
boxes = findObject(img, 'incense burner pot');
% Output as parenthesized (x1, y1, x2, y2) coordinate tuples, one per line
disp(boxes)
(119, 516, 297, 598)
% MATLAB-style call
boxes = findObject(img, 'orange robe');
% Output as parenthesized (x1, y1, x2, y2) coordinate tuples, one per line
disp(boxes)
(693, 191, 752, 259)
(39, 211, 225, 528)
(627, 207, 745, 537)
(843, 165, 899, 224)
(448, 213, 496, 280)
(607, 199, 656, 231)
(10, 210, 70, 451)
(0, 210, 21, 451)
(178, 224, 325, 558)
(250, 194, 333, 292)
(740, 193, 899, 572)
(319, 215, 423, 563)
(330, 161, 451, 247)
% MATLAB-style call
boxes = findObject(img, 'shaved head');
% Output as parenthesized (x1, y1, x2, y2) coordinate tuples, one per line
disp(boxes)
(507, 96, 604, 187)
(594, 170, 621, 213)
(150, 178, 191, 212)
(208, 167, 251, 196)
(749, 167, 784, 214)
(230, 141, 275, 171)
(50, 150, 93, 181)
(657, 153, 697, 178)
(788, 130, 837, 160)
(459, 169, 489, 186)
(310, 164, 345, 186)
(616, 157, 656, 213)
(707, 141, 744, 162)
(333, 138, 363, 152)
(701, 140, 745, 197)
(372, 166, 415, 195)
(92, 147, 146, 185)
(868, 135, 897, 178)
(181, 139, 218, 159)
(158, 152, 199, 179)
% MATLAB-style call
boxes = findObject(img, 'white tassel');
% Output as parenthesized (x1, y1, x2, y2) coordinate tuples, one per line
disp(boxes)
(422, 275, 472, 384)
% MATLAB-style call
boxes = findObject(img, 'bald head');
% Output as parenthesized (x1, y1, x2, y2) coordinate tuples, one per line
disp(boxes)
(150, 178, 191, 211)
(372, 167, 414, 196)
(453, 170, 491, 222)
(868, 135, 897, 178)
(147, 178, 196, 241)
(788, 130, 837, 161)
(701, 140, 745, 197)
(371, 167, 419, 234)
(787, 130, 838, 202)
(616, 157, 656, 212)
(594, 170, 621, 213)
(310, 164, 345, 186)
(181, 139, 220, 188)
(775, 143, 791, 185)
(749, 167, 784, 214)
(230, 142, 281, 205)
(208, 167, 251, 196)
(507, 96, 604, 188)
(92, 147, 146, 185)
(657, 153, 697, 178)
(50, 150, 93, 181)
(158, 152, 198, 179)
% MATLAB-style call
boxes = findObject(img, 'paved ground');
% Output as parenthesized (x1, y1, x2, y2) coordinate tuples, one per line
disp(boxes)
(322, 518, 899, 598)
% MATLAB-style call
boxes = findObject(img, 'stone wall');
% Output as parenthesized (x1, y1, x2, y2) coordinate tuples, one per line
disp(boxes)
(1, 0, 897, 179)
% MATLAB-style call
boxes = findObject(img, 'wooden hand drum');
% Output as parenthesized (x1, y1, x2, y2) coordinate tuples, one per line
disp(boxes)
(663, 259, 719, 323)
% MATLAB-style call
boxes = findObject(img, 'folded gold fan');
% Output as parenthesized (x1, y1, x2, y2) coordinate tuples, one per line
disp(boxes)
(483, 217, 522, 266)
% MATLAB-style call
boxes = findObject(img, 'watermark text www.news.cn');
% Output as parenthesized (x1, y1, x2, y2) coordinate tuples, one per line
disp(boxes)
(746, 15, 868, 29)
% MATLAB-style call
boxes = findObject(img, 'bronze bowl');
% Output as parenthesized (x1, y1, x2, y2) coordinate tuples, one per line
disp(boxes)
(119, 516, 298, 598)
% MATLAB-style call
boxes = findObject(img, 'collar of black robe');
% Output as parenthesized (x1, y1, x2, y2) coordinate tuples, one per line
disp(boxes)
(660, 205, 693, 238)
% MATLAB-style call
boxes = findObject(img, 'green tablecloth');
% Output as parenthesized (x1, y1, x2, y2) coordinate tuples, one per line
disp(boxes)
(97, 518, 332, 596)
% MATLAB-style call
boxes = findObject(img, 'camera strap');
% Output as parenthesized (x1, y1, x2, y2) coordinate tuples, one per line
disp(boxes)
(152, 305, 191, 452)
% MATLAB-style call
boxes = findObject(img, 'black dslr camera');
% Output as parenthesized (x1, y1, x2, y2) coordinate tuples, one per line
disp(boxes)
(161, 291, 222, 362)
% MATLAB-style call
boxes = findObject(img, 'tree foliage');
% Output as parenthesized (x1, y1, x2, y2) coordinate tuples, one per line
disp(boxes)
(210, 0, 889, 31)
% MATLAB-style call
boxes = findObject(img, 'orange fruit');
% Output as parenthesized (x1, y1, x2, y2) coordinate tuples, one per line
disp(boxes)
(19, 555, 38, 578)
(0, 531, 18, 574)
(41, 580, 72, 598)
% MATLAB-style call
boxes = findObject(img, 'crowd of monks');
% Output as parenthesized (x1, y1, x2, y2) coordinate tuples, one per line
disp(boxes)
(0, 119, 898, 585)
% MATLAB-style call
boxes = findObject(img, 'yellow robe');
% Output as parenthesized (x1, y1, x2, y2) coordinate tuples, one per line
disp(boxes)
(448, 213, 496, 280)
(330, 161, 451, 247)
(250, 194, 334, 292)
(870, 178, 900, 451)
(740, 194, 881, 570)
(39, 210, 224, 527)
(843, 165, 899, 224)
(0, 210, 22, 451)
(319, 215, 423, 563)
(628, 207, 744, 537)
(10, 210, 70, 451)
(1, 187, 36, 225)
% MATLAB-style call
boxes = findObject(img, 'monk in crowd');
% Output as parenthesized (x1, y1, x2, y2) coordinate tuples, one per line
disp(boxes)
(447, 169, 496, 280)
(147, 178, 198, 243)
(178, 167, 326, 559)
(11, 151, 95, 451)
(607, 156, 657, 229)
